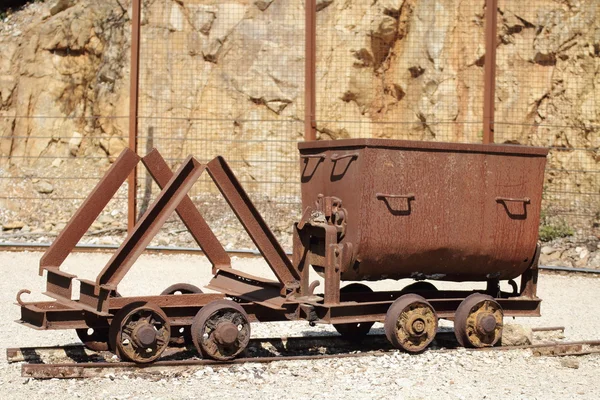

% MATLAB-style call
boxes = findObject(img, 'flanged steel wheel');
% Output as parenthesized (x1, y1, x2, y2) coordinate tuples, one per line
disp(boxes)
(401, 281, 438, 293)
(384, 294, 438, 353)
(109, 302, 171, 364)
(454, 293, 503, 348)
(160, 284, 203, 346)
(76, 327, 110, 352)
(160, 283, 203, 295)
(191, 299, 251, 361)
(333, 283, 375, 340)
(76, 291, 121, 352)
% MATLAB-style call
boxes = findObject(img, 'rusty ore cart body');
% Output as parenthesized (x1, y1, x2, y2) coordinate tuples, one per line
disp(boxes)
(16, 139, 549, 362)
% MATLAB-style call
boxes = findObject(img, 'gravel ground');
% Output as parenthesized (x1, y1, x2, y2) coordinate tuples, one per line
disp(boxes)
(1, 251, 599, 399)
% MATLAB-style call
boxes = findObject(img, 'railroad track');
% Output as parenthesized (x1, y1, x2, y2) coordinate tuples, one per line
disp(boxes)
(2, 242, 599, 275)
(8, 327, 600, 379)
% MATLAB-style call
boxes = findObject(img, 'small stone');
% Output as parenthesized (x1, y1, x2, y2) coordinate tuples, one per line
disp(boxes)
(157, 237, 170, 246)
(501, 324, 532, 346)
(540, 245, 556, 255)
(51, 158, 62, 168)
(97, 215, 114, 224)
(316, 0, 334, 12)
(579, 249, 589, 259)
(34, 180, 54, 194)
(2, 221, 25, 230)
(91, 222, 103, 230)
(254, 0, 274, 11)
(50, 0, 76, 16)
(560, 358, 579, 369)
(69, 132, 83, 156)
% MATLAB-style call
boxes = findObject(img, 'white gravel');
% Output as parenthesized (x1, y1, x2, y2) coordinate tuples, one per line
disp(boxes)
(1, 251, 599, 399)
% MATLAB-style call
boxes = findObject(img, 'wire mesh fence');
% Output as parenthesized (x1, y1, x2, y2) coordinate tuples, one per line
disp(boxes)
(0, 0, 599, 251)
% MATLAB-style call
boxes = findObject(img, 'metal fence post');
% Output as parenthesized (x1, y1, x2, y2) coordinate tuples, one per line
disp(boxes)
(305, 0, 317, 141)
(128, 0, 142, 231)
(483, 0, 498, 144)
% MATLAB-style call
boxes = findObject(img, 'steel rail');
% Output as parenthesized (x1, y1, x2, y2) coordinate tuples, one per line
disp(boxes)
(16, 336, 600, 380)
(6, 326, 565, 364)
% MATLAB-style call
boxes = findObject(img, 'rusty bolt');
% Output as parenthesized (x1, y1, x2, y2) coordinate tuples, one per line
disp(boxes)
(213, 322, 238, 346)
(133, 323, 158, 347)
(476, 314, 497, 335)
(407, 315, 427, 337)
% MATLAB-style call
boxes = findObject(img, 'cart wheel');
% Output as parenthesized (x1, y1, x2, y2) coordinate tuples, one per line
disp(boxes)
(160, 284, 202, 346)
(401, 281, 438, 293)
(384, 294, 438, 353)
(333, 283, 375, 340)
(76, 291, 121, 352)
(191, 299, 251, 361)
(160, 283, 203, 295)
(454, 293, 503, 348)
(76, 327, 110, 352)
(109, 302, 171, 364)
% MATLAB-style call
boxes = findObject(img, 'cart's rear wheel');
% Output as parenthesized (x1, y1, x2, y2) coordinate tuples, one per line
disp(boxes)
(160, 283, 203, 295)
(333, 283, 375, 340)
(76, 327, 110, 352)
(109, 302, 171, 364)
(76, 291, 121, 352)
(160, 283, 203, 346)
(401, 281, 438, 293)
(454, 293, 503, 348)
(385, 294, 438, 353)
(191, 299, 251, 361)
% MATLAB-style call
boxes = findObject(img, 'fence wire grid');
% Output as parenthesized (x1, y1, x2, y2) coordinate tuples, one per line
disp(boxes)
(0, 0, 599, 251)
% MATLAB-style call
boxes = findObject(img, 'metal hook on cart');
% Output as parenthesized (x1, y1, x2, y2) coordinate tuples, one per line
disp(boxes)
(16, 289, 31, 306)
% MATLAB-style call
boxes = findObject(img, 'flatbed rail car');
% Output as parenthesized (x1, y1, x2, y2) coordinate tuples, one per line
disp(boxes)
(16, 139, 549, 363)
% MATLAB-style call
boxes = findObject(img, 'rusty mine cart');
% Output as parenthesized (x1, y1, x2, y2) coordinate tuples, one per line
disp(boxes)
(16, 139, 549, 363)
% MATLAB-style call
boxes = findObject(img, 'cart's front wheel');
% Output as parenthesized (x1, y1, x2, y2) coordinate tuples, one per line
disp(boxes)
(191, 299, 251, 361)
(109, 302, 171, 364)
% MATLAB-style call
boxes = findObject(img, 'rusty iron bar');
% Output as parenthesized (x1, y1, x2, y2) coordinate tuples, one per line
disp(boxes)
(141, 149, 231, 270)
(18, 338, 600, 379)
(128, 0, 142, 232)
(483, 0, 498, 144)
(304, 0, 317, 141)
(206, 157, 301, 288)
(38, 149, 140, 274)
(97, 156, 206, 291)
(2, 327, 574, 363)
(532, 326, 565, 333)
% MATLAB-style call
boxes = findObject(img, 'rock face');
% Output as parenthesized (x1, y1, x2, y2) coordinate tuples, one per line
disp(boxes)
(0, 0, 599, 214)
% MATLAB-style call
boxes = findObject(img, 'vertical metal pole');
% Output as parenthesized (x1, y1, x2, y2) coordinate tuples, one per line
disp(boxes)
(128, 0, 142, 232)
(304, 0, 317, 141)
(483, 0, 498, 144)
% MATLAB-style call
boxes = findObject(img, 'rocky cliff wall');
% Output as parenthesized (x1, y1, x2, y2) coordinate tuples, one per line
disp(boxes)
(0, 0, 599, 223)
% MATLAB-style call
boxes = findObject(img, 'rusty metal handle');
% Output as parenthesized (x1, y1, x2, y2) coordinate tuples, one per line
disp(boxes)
(496, 197, 530, 204)
(330, 152, 359, 161)
(300, 153, 326, 160)
(376, 193, 415, 200)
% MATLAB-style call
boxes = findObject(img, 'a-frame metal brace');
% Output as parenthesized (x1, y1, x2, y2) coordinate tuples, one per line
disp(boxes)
(35, 149, 301, 315)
